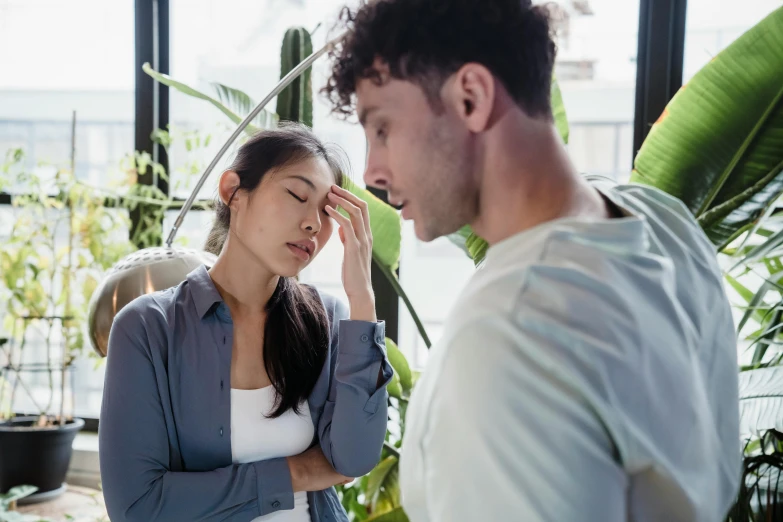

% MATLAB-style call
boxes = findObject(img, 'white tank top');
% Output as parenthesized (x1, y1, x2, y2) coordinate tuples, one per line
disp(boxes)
(231, 386, 314, 522)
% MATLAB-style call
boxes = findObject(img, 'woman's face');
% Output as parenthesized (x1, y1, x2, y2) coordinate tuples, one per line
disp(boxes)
(226, 156, 336, 278)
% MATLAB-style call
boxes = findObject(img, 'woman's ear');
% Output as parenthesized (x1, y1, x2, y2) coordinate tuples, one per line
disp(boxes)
(218, 170, 241, 207)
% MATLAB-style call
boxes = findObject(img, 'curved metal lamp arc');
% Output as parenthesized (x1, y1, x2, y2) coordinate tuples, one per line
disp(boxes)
(87, 34, 344, 357)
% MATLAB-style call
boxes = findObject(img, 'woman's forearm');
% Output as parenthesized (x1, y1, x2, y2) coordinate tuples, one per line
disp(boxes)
(287, 446, 351, 492)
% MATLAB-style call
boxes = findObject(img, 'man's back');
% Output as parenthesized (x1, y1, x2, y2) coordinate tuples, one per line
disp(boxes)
(400, 183, 740, 521)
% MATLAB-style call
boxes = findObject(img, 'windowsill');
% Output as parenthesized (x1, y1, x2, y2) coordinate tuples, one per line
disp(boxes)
(68, 432, 101, 490)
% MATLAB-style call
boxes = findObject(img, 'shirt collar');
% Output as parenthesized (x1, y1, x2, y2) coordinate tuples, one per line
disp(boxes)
(187, 264, 225, 319)
(484, 186, 647, 268)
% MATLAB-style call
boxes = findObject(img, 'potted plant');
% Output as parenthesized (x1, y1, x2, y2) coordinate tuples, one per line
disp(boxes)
(0, 122, 135, 501)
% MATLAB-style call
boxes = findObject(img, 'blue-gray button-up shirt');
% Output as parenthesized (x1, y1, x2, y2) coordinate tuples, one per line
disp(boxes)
(98, 265, 392, 522)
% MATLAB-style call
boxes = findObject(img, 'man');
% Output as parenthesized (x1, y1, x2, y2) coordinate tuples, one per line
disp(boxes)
(325, 1, 740, 520)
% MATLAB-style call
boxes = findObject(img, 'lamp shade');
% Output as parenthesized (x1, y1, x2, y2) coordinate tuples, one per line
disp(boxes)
(87, 247, 216, 356)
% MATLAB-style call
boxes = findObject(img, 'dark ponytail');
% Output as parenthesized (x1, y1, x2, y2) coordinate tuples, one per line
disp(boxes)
(205, 122, 345, 417)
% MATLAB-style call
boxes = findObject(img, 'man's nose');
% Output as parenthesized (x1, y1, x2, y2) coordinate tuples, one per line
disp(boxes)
(364, 146, 390, 190)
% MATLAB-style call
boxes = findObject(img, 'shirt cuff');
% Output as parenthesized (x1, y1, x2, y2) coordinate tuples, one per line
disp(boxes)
(253, 457, 294, 516)
(337, 320, 386, 355)
(336, 320, 393, 413)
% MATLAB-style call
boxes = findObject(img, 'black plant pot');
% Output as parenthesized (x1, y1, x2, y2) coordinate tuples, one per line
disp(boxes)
(0, 416, 84, 501)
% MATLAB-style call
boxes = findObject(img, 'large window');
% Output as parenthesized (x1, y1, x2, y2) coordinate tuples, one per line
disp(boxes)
(0, 0, 135, 190)
(543, 0, 639, 183)
(683, 0, 782, 82)
(4, 0, 778, 421)
(0, 0, 135, 419)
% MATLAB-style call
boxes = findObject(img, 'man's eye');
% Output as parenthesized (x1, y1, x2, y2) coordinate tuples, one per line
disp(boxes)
(377, 126, 386, 141)
(287, 190, 306, 203)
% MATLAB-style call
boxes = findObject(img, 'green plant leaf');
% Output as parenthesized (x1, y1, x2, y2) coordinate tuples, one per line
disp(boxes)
(386, 371, 402, 400)
(734, 273, 783, 335)
(752, 308, 783, 364)
(1, 485, 37, 506)
(630, 7, 783, 247)
(446, 225, 472, 256)
(725, 273, 755, 304)
(341, 177, 401, 272)
(141, 63, 272, 135)
(739, 366, 783, 438)
(731, 226, 783, 270)
(551, 76, 569, 145)
(366, 456, 398, 507)
(366, 507, 409, 522)
(212, 83, 278, 129)
(385, 338, 412, 393)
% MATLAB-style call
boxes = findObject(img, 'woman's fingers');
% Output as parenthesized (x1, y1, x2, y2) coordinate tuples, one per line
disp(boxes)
(327, 192, 369, 247)
(331, 185, 371, 241)
(325, 205, 358, 245)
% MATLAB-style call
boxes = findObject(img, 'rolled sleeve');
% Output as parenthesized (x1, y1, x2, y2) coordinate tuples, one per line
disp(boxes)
(253, 458, 294, 516)
(317, 297, 392, 478)
(336, 320, 393, 413)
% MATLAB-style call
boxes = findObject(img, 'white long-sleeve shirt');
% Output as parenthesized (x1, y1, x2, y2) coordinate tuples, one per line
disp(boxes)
(399, 183, 740, 522)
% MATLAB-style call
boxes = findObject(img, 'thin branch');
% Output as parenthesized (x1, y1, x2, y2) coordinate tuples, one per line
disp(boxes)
(374, 259, 431, 349)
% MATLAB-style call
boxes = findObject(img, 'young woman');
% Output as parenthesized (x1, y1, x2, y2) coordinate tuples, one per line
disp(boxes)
(99, 123, 392, 522)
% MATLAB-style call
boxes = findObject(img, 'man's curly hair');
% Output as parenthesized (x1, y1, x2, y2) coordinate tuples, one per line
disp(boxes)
(323, 0, 557, 119)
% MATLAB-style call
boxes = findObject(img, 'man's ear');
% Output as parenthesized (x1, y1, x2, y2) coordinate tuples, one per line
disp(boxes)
(218, 170, 241, 207)
(446, 63, 495, 133)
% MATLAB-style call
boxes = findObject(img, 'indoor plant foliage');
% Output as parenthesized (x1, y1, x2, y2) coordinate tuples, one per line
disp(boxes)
(0, 141, 135, 497)
(0, 121, 209, 498)
(0, 146, 134, 424)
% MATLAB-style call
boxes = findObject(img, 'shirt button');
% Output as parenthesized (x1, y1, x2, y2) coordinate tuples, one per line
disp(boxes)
(220, 380, 224, 390)
(272, 501, 280, 508)
(360, 334, 369, 342)
(219, 427, 224, 437)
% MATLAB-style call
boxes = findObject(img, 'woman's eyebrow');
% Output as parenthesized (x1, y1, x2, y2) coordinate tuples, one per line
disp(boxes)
(287, 175, 317, 191)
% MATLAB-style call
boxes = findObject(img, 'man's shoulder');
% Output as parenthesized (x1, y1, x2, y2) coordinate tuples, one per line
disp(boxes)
(607, 182, 715, 253)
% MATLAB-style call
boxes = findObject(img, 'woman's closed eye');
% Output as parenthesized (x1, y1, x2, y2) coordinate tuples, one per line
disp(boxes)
(288, 189, 331, 216)
(287, 189, 306, 203)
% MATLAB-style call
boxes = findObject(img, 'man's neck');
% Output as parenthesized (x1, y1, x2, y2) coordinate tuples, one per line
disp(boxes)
(470, 116, 609, 246)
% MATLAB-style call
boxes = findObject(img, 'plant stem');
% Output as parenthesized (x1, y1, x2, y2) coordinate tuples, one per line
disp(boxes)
(61, 111, 76, 426)
(4, 324, 45, 415)
(383, 441, 400, 458)
(45, 318, 54, 417)
(374, 258, 431, 349)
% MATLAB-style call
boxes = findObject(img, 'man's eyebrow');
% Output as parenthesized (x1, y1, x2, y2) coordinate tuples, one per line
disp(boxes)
(358, 106, 379, 126)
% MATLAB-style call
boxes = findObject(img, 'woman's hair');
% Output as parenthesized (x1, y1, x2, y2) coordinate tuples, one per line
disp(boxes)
(205, 122, 345, 418)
